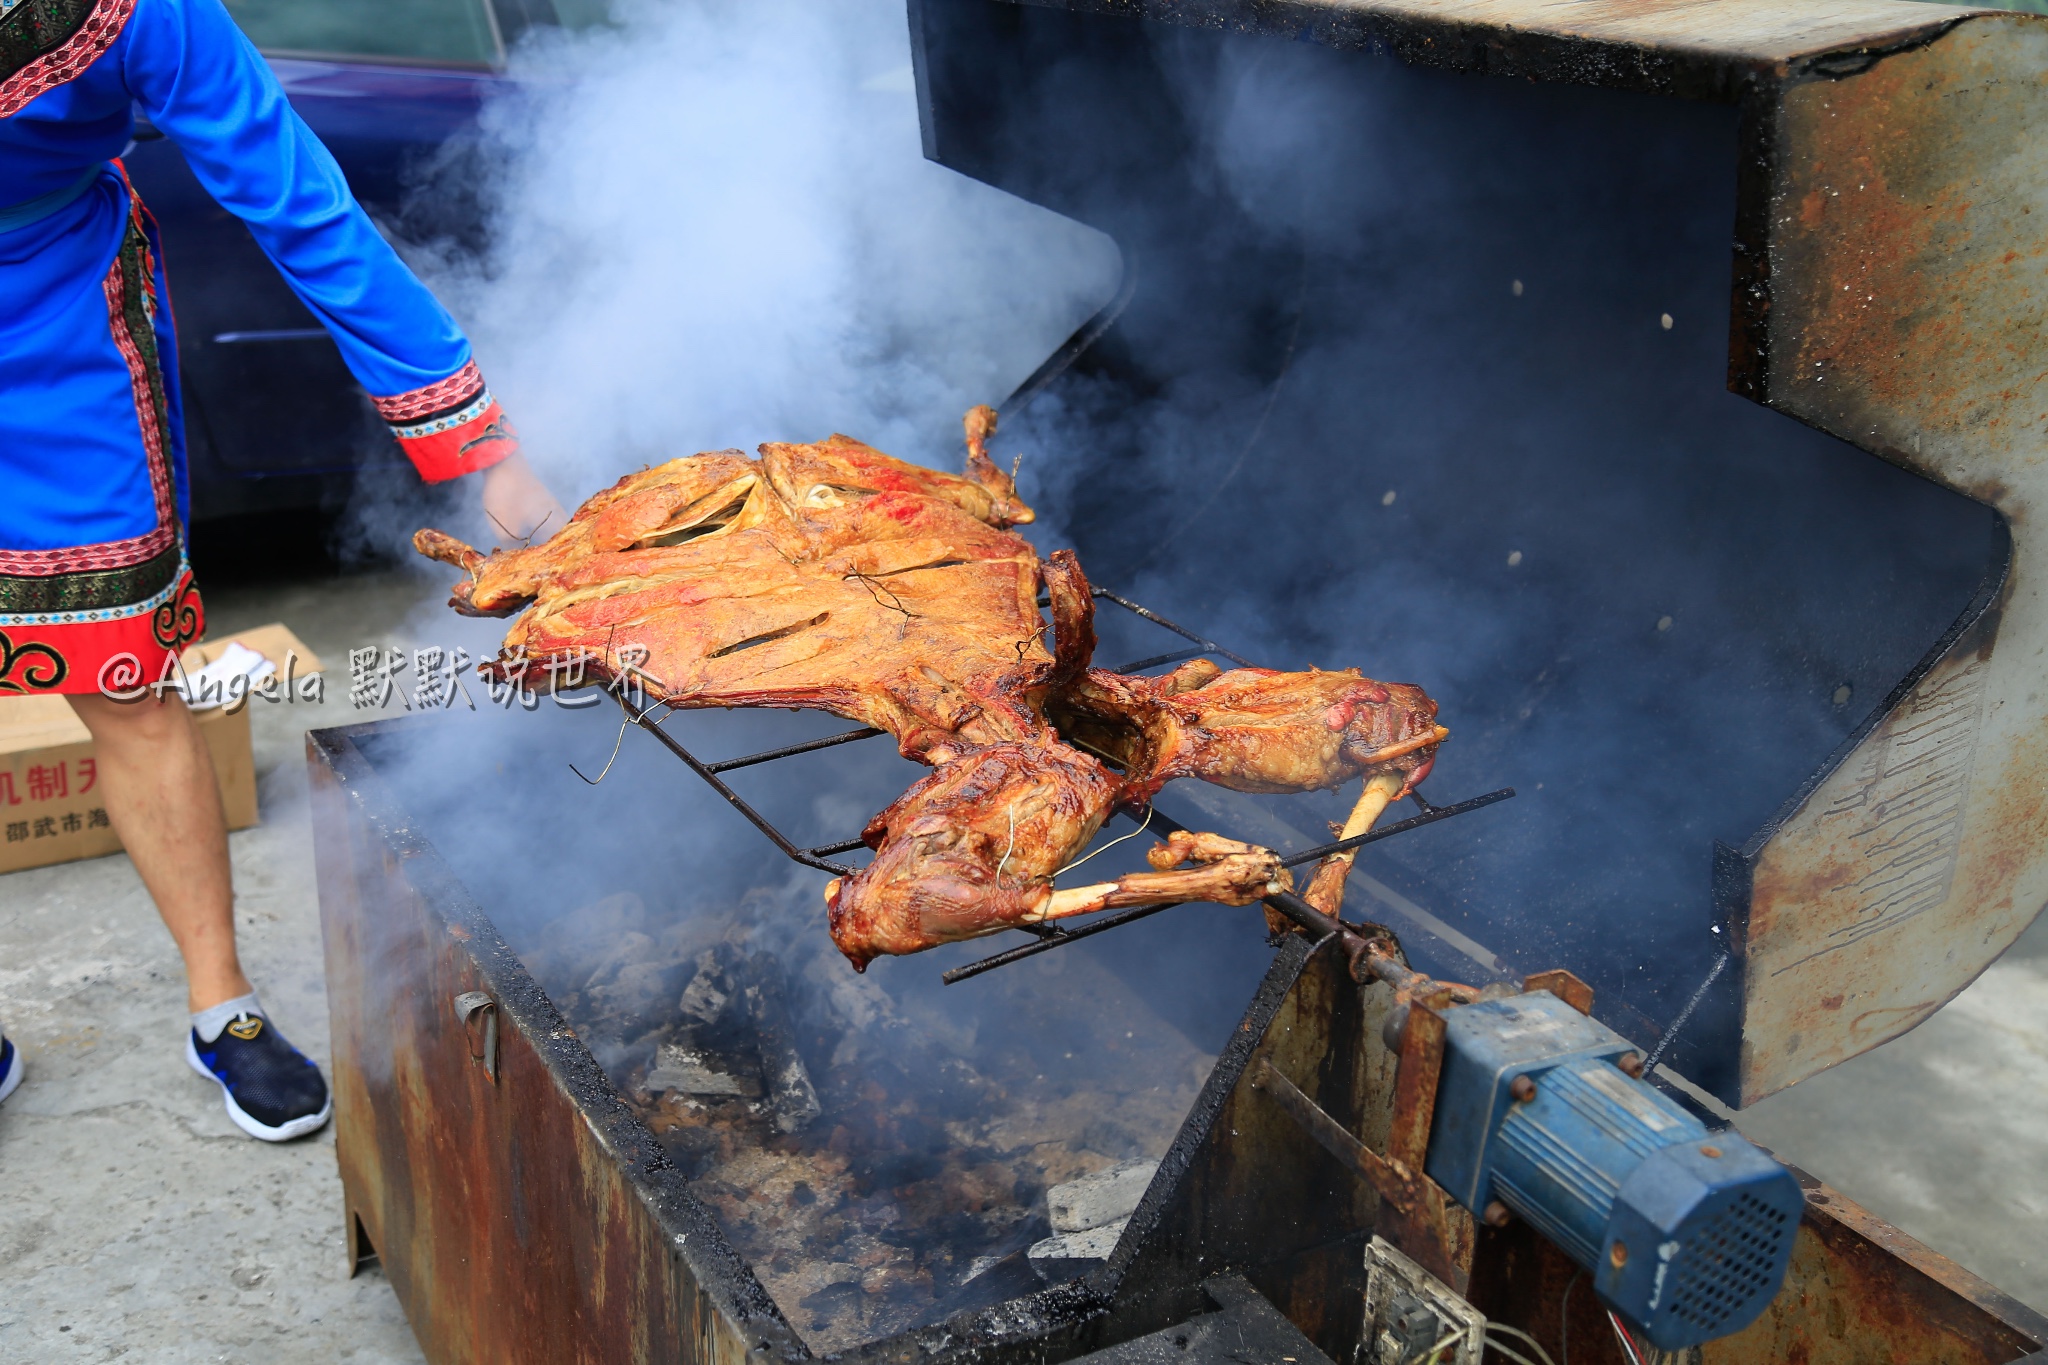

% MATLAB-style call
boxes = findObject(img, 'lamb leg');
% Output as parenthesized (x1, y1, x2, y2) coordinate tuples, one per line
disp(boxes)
(1036, 836, 1290, 922)
(1290, 770, 1406, 932)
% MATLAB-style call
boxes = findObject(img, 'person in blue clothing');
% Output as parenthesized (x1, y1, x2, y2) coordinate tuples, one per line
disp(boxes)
(0, 0, 564, 1137)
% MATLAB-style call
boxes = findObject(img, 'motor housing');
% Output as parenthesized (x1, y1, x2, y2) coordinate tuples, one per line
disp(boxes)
(1424, 991, 1802, 1350)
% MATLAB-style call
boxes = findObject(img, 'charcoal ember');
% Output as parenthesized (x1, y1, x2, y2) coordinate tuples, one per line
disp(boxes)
(642, 1093, 759, 1175)
(858, 1254, 932, 1298)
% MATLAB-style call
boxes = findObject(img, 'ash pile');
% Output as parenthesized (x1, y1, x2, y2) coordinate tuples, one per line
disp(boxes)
(519, 884, 1208, 1351)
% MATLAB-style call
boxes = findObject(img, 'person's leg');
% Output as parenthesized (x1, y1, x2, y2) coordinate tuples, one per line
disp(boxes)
(66, 693, 251, 1012)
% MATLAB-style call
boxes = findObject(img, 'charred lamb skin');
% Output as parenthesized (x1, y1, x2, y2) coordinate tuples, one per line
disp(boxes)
(415, 406, 1443, 969)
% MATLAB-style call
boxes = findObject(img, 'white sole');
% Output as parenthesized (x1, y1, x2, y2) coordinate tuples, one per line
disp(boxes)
(0, 1046, 20, 1106)
(185, 1033, 332, 1142)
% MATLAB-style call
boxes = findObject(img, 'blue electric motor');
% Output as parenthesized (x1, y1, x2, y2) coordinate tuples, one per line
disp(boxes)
(1424, 991, 1802, 1351)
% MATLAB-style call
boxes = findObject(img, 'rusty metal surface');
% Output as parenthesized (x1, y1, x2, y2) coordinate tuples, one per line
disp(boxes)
(999, 0, 1980, 102)
(1170, 937, 2047, 1362)
(1466, 1160, 2048, 1363)
(311, 724, 799, 1365)
(1461, 1126, 2048, 1364)
(1522, 970, 1594, 1017)
(1466, 1219, 1637, 1365)
(1379, 1001, 1478, 1293)
(315, 712, 2048, 1364)
(312, 717, 1391, 1365)
(1247, 1058, 1431, 1232)
(1102, 936, 1395, 1364)
(1726, 11, 2048, 1103)
(1702, 1172, 2048, 1363)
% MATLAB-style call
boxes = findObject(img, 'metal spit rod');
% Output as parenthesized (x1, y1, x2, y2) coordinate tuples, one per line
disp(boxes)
(612, 587, 1511, 978)
(621, 699, 860, 878)
(938, 788, 1513, 983)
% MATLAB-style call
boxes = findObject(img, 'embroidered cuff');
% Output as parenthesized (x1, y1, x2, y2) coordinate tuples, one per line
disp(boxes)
(371, 361, 519, 483)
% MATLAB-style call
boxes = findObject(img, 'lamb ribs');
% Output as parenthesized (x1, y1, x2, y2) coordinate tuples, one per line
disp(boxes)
(415, 407, 1444, 970)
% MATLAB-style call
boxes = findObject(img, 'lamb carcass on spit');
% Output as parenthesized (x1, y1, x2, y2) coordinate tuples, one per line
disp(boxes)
(414, 407, 1445, 970)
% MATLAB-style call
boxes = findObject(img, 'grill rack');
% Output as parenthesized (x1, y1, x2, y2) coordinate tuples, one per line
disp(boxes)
(612, 588, 1514, 983)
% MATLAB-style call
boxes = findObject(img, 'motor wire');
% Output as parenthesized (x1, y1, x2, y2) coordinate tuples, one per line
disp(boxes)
(1605, 1311, 1649, 1365)
(1481, 1336, 1543, 1365)
(1484, 1323, 1558, 1365)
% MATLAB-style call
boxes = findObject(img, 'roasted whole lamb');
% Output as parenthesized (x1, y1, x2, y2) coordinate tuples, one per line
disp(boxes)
(416, 408, 1444, 969)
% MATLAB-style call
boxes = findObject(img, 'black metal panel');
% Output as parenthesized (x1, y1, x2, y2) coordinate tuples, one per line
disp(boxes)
(1067, 1275, 1333, 1365)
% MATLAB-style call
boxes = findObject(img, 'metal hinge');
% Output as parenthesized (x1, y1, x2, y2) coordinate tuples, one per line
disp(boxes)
(453, 991, 499, 1082)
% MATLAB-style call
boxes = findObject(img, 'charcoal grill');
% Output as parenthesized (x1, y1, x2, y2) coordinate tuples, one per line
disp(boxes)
(312, 2, 2048, 1362)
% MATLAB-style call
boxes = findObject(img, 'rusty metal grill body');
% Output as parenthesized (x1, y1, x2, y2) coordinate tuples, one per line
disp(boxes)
(310, 1, 2048, 1360)
(313, 715, 2047, 1365)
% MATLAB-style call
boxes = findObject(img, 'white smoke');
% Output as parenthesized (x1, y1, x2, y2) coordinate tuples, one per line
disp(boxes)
(423, 0, 1122, 499)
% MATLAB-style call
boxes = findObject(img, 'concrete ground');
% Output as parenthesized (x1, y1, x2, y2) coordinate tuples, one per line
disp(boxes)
(1, 561, 2044, 1363)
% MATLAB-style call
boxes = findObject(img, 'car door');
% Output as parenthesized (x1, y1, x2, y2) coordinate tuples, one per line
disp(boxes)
(122, 0, 558, 519)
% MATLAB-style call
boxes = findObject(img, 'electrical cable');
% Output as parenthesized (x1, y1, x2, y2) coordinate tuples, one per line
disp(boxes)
(1421, 1326, 1466, 1363)
(1485, 1323, 1558, 1365)
(1605, 1310, 1648, 1365)
(1480, 1336, 1544, 1365)
(1559, 1271, 1582, 1365)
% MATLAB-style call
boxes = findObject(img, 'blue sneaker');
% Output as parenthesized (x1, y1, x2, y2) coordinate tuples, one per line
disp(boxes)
(0, 1034, 19, 1106)
(185, 1012, 331, 1141)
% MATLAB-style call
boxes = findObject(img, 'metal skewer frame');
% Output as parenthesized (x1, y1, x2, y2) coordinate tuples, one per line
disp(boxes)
(608, 588, 1515, 981)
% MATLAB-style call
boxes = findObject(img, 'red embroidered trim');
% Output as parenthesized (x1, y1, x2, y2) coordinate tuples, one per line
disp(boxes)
(371, 360, 486, 423)
(104, 232, 177, 535)
(0, 0, 140, 120)
(0, 533, 171, 576)
(399, 399, 519, 483)
(0, 191, 176, 577)
(0, 567, 204, 696)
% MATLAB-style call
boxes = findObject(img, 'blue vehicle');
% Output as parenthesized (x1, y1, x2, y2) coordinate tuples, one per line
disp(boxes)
(126, 0, 598, 522)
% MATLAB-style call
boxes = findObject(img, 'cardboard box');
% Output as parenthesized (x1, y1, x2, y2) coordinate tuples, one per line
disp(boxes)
(0, 623, 322, 875)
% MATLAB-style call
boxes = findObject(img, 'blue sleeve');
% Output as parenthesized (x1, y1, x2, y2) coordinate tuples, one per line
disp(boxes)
(118, 0, 516, 480)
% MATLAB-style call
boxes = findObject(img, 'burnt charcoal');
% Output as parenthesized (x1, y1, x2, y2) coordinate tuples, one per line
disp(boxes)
(743, 971, 822, 1134)
(1049, 1158, 1158, 1233)
(551, 878, 1214, 1354)
(520, 891, 650, 998)
(798, 1280, 863, 1324)
(1079, 1117, 1150, 1162)
(672, 942, 821, 1132)
(680, 944, 745, 1025)
(929, 1245, 1045, 1320)
(1028, 1220, 1125, 1281)
(646, 1041, 763, 1098)
(591, 957, 692, 1031)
